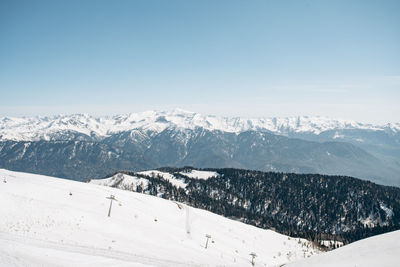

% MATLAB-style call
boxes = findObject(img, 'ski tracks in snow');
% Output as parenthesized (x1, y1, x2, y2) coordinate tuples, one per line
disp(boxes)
(0, 232, 205, 267)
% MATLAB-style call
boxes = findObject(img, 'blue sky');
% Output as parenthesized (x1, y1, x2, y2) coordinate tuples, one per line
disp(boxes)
(1, 0, 399, 123)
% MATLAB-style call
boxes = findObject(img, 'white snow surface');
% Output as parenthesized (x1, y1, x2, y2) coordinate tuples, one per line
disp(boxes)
(90, 170, 219, 190)
(89, 173, 150, 190)
(137, 170, 187, 189)
(1, 109, 399, 141)
(179, 170, 219, 180)
(287, 230, 400, 267)
(0, 169, 322, 266)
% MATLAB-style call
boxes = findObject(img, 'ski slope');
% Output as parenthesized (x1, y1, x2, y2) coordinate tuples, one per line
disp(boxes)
(0, 169, 319, 267)
(287, 230, 400, 267)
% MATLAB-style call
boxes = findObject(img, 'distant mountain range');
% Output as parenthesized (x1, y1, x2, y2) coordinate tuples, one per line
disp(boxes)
(1, 109, 399, 186)
(1, 109, 400, 141)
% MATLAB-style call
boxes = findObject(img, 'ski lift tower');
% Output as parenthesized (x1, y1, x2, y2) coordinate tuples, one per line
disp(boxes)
(249, 252, 257, 266)
(204, 234, 211, 249)
(106, 195, 117, 217)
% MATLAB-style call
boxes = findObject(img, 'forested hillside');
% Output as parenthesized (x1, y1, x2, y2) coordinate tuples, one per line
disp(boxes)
(91, 167, 400, 244)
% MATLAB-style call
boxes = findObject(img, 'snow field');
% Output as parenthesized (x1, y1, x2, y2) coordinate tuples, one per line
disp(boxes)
(287, 230, 400, 267)
(179, 170, 219, 180)
(0, 169, 319, 267)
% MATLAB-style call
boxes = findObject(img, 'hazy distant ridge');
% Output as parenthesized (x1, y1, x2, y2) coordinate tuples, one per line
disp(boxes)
(1, 109, 399, 142)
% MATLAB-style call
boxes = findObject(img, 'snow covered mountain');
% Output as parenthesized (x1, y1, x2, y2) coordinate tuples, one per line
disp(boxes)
(287, 230, 400, 267)
(1, 109, 399, 186)
(0, 169, 320, 267)
(1, 109, 399, 142)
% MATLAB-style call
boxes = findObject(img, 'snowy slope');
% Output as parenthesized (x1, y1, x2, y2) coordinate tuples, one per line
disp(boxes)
(136, 170, 187, 188)
(179, 169, 219, 180)
(89, 172, 151, 190)
(1, 109, 399, 141)
(0, 169, 320, 267)
(287, 230, 400, 267)
(90, 170, 219, 190)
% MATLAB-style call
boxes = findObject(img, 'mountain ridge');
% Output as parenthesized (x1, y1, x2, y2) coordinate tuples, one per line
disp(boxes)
(1, 128, 398, 186)
(1, 109, 399, 186)
(1, 109, 399, 142)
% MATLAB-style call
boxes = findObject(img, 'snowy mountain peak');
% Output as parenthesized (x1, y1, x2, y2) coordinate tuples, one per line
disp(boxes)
(0, 109, 398, 141)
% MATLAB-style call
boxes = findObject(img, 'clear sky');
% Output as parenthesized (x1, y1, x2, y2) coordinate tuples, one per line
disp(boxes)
(1, 0, 399, 123)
